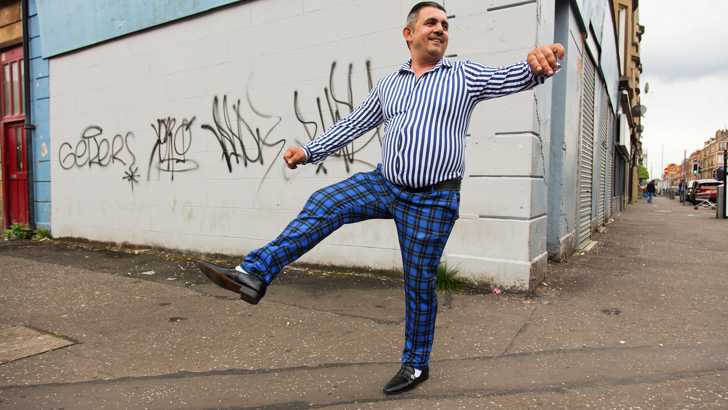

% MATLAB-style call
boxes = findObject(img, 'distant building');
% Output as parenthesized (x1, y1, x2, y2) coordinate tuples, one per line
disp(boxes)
(688, 150, 702, 182)
(699, 130, 728, 180)
(662, 163, 680, 188)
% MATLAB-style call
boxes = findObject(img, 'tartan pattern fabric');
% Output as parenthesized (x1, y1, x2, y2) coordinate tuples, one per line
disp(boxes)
(241, 166, 459, 368)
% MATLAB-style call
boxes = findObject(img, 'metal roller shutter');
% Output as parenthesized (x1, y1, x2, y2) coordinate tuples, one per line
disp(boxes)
(577, 55, 596, 248)
(606, 109, 615, 220)
(597, 88, 608, 226)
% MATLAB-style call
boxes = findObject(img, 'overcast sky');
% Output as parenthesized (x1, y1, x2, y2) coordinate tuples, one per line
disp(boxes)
(639, 1, 728, 178)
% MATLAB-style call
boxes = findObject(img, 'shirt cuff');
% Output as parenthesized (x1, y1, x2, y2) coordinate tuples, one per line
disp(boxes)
(302, 145, 312, 164)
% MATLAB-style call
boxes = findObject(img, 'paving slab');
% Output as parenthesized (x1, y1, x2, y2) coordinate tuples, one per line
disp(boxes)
(0, 327, 75, 365)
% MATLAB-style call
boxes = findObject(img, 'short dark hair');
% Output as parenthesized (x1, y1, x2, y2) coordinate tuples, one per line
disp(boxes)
(407, 1, 447, 27)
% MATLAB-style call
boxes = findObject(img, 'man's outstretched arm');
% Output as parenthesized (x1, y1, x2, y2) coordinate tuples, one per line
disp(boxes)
(284, 87, 384, 169)
(465, 43, 565, 102)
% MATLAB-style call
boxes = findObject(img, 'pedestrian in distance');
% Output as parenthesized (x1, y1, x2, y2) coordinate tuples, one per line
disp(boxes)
(646, 179, 656, 203)
(678, 179, 686, 203)
(197, 1, 564, 395)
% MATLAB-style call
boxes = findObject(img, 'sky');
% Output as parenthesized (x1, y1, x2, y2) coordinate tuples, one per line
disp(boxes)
(639, 1, 728, 178)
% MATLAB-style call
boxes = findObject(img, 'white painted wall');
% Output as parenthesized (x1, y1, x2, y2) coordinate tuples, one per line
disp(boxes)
(50, 0, 547, 289)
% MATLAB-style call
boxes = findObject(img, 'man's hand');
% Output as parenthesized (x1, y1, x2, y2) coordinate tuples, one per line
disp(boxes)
(527, 43, 565, 77)
(283, 146, 307, 169)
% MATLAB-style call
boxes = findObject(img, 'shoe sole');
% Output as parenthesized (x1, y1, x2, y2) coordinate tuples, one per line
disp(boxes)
(196, 262, 264, 305)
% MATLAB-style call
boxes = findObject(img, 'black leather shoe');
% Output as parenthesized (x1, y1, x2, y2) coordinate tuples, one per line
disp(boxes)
(382, 365, 429, 395)
(196, 261, 267, 305)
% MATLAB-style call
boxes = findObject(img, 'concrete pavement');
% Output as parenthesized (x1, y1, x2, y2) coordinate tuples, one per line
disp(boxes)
(1, 196, 727, 409)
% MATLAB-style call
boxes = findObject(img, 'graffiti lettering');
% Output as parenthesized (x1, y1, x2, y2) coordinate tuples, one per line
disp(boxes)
(58, 126, 138, 190)
(201, 93, 286, 188)
(147, 116, 199, 181)
(59, 126, 135, 169)
(293, 60, 381, 175)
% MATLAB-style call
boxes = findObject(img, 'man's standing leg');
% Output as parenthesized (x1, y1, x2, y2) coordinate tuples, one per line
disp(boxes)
(383, 188, 459, 394)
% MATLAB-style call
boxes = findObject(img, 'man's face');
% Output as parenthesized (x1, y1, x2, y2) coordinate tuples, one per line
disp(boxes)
(404, 6, 449, 62)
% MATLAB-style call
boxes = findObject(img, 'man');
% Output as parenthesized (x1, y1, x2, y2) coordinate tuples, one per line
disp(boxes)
(198, 1, 564, 395)
(646, 179, 656, 203)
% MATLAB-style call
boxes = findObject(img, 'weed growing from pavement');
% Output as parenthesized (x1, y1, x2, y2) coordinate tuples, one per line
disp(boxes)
(3, 225, 53, 241)
(4, 224, 33, 240)
(32, 228, 52, 240)
(436, 263, 467, 291)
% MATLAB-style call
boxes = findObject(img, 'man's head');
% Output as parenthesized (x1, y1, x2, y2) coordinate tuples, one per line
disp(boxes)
(403, 2, 449, 64)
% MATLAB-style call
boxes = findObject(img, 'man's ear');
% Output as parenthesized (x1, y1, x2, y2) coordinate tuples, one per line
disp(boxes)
(403, 26, 414, 49)
(403, 25, 413, 43)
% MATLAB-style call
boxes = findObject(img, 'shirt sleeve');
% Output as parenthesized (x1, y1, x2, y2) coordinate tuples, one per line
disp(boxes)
(463, 60, 544, 103)
(302, 86, 384, 164)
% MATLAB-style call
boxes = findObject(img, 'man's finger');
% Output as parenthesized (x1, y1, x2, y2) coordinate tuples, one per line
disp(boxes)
(536, 52, 551, 75)
(551, 44, 565, 59)
(528, 54, 542, 73)
(285, 154, 297, 169)
(542, 47, 557, 68)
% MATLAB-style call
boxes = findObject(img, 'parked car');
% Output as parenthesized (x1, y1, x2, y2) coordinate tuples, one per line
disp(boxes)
(686, 179, 721, 204)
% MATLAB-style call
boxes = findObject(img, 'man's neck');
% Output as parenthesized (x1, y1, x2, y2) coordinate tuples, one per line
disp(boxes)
(410, 56, 440, 78)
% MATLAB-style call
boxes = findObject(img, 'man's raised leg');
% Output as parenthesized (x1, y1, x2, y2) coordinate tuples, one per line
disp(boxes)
(242, 170, 392, 284)
(198, 169, 393, 303)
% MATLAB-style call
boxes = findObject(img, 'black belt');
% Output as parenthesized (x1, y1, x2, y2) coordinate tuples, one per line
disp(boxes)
(399, 178, 461, 193)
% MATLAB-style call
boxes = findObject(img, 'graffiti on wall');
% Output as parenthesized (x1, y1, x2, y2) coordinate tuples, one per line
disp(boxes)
(293, 60, 381, 175)
(122, 165, 141, 190)
(57, 60, 383, 191)
(58, 126, 140, 190)
(200, 92, 287, 188)
(148, 116, 199, 181)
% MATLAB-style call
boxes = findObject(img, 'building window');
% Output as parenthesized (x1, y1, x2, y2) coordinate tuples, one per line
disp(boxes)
(14, 128, 22, 171)
(1, 60, 23, 116)
(618, 6, 627, 75)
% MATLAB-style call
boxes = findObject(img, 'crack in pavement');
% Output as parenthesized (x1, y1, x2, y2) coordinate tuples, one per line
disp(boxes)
(499, 305, 538, 356)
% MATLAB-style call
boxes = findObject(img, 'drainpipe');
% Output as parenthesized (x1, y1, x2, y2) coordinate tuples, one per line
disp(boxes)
(21, 0, 36, 230)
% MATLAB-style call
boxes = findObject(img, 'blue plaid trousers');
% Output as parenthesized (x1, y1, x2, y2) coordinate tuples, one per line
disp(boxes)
(241, 166, 459, 369)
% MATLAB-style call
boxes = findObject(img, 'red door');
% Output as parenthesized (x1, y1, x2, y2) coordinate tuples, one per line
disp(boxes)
(4, 123, 27, 224)
(1, 46, 27, 227)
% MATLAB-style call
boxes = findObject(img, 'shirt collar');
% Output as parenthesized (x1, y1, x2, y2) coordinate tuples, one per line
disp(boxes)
(399, 57, 453, 74)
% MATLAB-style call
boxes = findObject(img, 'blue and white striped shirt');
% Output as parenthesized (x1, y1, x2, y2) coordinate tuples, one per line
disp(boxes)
(302, 58, 541, 188)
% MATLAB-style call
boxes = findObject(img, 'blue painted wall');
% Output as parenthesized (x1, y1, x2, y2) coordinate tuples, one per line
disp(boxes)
(36, 0, 241, 57)
(29, 0, 50, 230)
